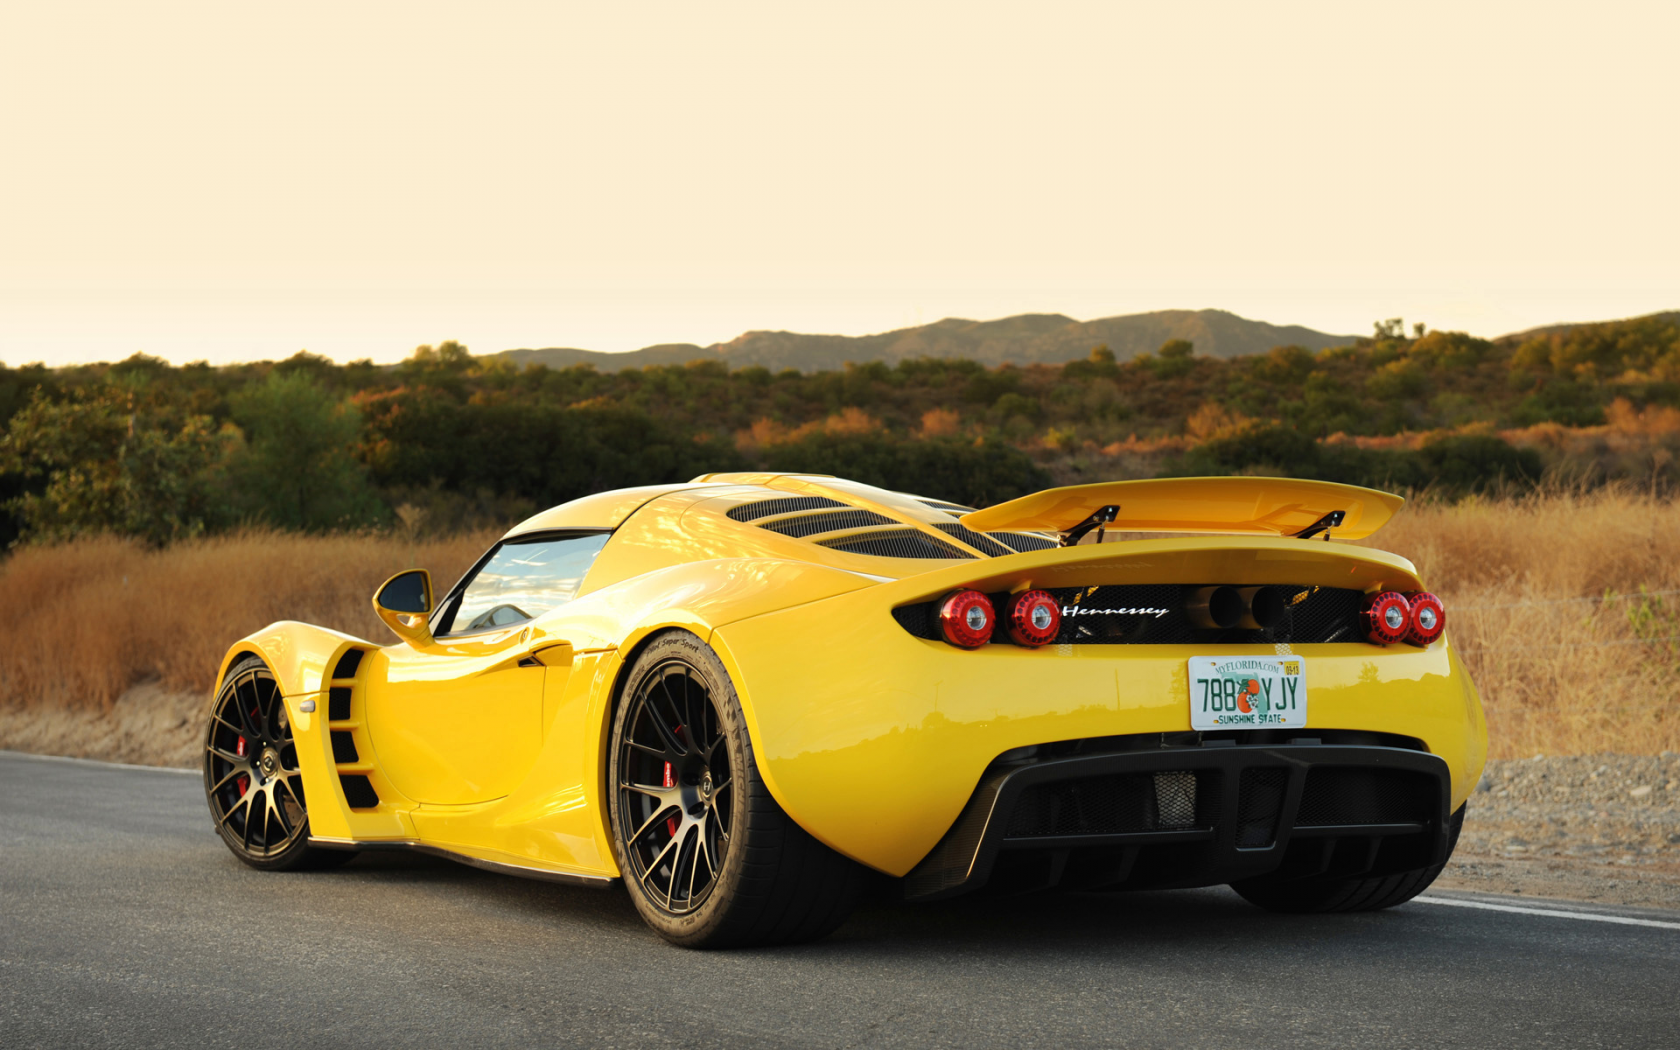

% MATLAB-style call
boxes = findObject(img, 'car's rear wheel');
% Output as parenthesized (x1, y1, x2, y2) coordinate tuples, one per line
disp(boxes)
(1230, 804, 1465, 913)
(608, 631, 865, 948)
(204, 654, 352, 871)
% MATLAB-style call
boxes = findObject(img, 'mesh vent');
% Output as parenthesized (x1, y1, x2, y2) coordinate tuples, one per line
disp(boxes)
(727, 496, 848, 522)
(892, 603, 939, 640)
(328, 686, 352, 721)
(933, 523, 1017, 557)
(1004, 771, 1206, 837)
(339, 774, 379, 809)
(820, 529, 974, 560)
(331, 649, 365, 680)
(330, 730, 359, 764)
(1298, 767, 1435, 826)
(995, 531, 1058, 552)
(1154, 771, 1197, 828)
(760, 509, 895, 537)
(1237, 767, 1288, 847)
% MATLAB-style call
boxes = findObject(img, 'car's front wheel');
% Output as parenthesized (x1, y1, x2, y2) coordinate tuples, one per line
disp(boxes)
(1230, 805, 1465, 913)
(608, 631, 865, 948)
(204, 654, 353, 871)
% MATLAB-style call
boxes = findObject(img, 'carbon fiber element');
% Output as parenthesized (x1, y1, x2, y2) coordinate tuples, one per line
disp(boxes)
(1298, 767, 1435, 826)
(1237, 767, 1288, 847)
(932, 522, 1017, 557)
(1004, 770, 1204, 836)
(726, 496, 848, 521)
(820, 529, 974, 559)
(759, 509, 895, 537)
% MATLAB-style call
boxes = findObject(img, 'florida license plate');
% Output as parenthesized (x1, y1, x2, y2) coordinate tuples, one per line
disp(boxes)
(1188, 656, 1307, 730)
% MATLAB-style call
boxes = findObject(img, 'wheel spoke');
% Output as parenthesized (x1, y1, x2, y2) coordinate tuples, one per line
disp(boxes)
(207, 744, 247, 766)
(684, 825, 702, 903)
(655, 676, 689, 755)
(639, 694, 686, 758)
(640, 832, 682, 891)
(628, 803, 679, 846)
(626, 740, 663, 758)
(208, 767, 241, 794)
(240, 793, 259, 849)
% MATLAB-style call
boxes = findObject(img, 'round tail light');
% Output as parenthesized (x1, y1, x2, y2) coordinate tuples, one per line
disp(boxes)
(1004, 590, 1061, 647)
(1360, 591, 1412, 645)
(1404, 591, 1446, 646)
(938, 589, 995, 649)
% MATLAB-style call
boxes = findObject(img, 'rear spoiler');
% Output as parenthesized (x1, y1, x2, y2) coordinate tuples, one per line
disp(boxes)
(960, 477, 1404, 542)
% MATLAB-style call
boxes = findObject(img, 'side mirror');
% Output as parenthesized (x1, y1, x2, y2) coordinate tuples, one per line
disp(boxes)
(374, 569, 435, 648)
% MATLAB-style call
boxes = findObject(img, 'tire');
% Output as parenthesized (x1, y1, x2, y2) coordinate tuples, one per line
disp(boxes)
(204, 654, 355, 872)
(608, 631, 865, 948)
(1230, 805, 1465, 913)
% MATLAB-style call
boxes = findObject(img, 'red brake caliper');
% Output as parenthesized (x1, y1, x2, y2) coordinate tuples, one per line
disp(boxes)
(235, 735, 250, 796)
(664, 724, 684, 838)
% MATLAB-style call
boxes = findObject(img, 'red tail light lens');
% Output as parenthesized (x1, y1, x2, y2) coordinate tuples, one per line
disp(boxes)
(1004, 590, 1061, 648)
(938, 589, 995, 648)
(1403, 591, 1446, 646)
(1360, 591, 1412, 645)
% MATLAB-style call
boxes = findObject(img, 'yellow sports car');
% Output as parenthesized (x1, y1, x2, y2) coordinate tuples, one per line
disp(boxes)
(203, 473, 1487, 947)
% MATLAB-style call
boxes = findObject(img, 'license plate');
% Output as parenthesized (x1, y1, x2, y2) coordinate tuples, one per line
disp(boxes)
(1188, 656, 1307, 730)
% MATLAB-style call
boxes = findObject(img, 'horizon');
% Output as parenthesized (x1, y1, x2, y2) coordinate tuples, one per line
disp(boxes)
(5, 2, 1678, 368)
(8, 303, 1673, 372)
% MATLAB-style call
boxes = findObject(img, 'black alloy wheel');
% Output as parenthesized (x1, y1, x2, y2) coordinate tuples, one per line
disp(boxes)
(204, 654, 350, 871)
(607, 632, 866, 948)
(613, 657, 735, 916)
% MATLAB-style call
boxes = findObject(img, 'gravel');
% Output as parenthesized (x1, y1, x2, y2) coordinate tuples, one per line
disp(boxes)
(1438, 752, 1680, 908)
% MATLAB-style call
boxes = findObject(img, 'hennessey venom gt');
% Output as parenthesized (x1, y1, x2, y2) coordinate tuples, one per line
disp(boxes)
(204, 473, 1487, 947)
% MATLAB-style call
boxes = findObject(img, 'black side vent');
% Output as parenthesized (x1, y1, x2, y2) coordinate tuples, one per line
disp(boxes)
(760, 509, 895, 537)
(328, 687, 352, 721)
(819, 529, 974, 560)
(339, 774, 379, 809)
(996, 531, 1058, 552)
(932, 522, 1016, 558)
(330, 730, 359, 764)
(727, 496, 848, 522)
(331, 648, 365, 680)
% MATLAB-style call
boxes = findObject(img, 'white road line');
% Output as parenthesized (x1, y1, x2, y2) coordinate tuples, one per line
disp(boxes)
(1415, 895, 1680, 931)
(0, 749, 197, 775)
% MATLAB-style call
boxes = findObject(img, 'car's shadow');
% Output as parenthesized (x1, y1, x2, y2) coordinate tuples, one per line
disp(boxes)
(330, 849, 1429, 957)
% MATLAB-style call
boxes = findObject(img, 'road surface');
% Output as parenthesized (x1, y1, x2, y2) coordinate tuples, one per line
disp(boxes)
(3, 751, 1676, 1049)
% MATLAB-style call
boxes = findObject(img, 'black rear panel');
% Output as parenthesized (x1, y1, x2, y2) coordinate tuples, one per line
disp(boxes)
(894, 583, 1367, 646)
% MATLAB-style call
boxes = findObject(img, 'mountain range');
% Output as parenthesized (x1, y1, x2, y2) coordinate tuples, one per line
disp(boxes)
(493, 309, 1356, 374)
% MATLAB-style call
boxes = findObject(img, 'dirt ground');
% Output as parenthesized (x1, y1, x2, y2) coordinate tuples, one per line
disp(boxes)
(5, 687, 1677, 909)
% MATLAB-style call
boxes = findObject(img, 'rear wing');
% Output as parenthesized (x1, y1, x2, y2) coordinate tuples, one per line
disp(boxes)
(960, 477, 1404, 542)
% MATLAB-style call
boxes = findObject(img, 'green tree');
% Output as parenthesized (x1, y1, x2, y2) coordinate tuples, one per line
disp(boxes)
(0, 388, 235, 544)
(227, 372, 385, 530)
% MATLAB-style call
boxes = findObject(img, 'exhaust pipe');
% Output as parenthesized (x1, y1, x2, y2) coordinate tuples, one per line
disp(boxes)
(1238, 586, 1288, 630)
(1185, 586, 1244, 629)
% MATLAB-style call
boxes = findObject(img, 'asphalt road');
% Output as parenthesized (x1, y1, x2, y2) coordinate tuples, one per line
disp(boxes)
(4, 752, 1678, 1050)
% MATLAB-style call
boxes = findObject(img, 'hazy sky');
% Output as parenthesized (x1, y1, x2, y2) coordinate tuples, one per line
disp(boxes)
(3, 1, 1677, 366)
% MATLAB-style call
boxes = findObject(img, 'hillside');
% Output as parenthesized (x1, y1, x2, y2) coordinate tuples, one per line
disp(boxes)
(496, 308, 1354, 373)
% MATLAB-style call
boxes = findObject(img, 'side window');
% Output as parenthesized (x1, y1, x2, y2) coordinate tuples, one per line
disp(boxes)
(437, 532, 611, 636)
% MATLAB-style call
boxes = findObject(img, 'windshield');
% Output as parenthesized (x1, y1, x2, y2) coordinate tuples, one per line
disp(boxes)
(437, 531, 611, 635)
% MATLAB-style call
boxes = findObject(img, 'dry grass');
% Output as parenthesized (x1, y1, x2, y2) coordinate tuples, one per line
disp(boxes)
(1366, 488, 1680, 757)
(0, 529, 496, 710)
(2, 490, 1677, 758)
